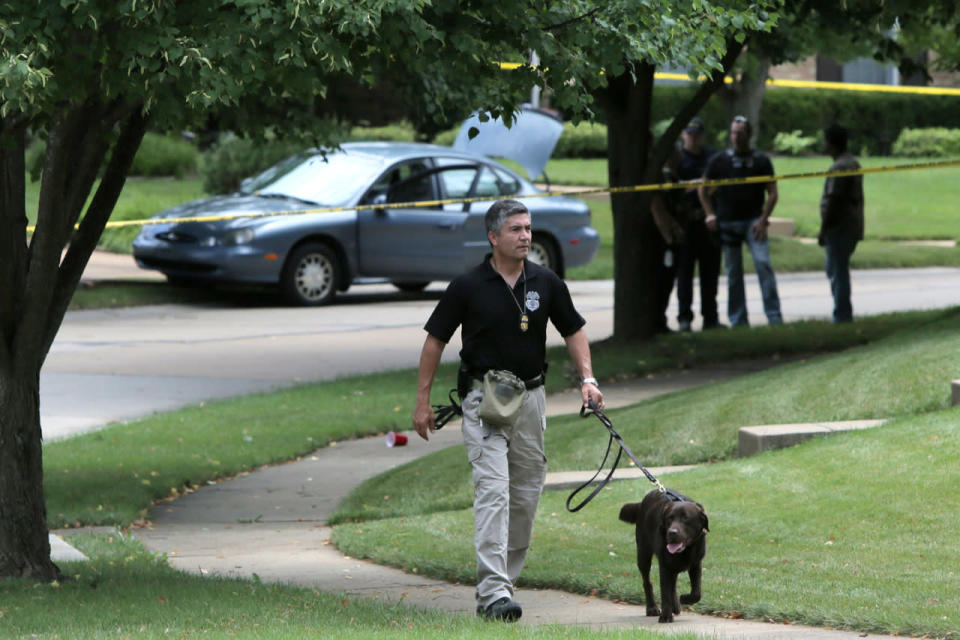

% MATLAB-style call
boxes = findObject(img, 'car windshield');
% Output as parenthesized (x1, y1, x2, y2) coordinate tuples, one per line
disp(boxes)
(240, 150, 387, 206)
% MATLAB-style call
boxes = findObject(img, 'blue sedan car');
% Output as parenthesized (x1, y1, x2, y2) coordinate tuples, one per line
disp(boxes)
(132, 142, 599, 305)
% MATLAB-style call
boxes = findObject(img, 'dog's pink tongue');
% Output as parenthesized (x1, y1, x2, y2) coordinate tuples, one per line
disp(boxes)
(667, 542, 685, 554)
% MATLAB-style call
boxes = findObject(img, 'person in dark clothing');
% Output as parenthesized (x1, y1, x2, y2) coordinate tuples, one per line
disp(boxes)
(674, 117, 722, 331)
(650, 148, 685, 333)
(698, 115, 783, 327)
(819, 124, 864, 323)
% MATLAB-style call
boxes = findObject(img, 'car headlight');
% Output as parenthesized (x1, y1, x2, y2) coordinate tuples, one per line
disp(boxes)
(221, 228, 255, 246)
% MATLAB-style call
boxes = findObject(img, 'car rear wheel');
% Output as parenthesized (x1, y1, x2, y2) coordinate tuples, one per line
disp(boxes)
(281, 243, 339, 306)
(528, 234, 559, 274)
(392, 281, 430, 293)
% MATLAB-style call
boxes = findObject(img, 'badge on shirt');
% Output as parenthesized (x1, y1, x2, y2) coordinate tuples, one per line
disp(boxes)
(525, 291, 540, 312)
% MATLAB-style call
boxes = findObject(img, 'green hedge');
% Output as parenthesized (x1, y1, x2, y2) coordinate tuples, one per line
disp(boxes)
(27, 131, 200, 181)
(648, 84, 960, 156)
(200, 135, 307, 195)
(891, 127, 960, 157)
(345, 121, 417, 142)
(130, 132, 199, 178)
(553, 121, 608, 157)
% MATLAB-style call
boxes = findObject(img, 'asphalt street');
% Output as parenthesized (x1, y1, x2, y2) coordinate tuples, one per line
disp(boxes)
(43, 261, 960, 440)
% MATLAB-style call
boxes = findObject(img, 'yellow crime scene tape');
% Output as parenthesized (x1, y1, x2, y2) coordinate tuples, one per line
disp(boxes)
(497, 63, 960, 96)
(66, 158, 956, 231)
(22, 159, 960, 233)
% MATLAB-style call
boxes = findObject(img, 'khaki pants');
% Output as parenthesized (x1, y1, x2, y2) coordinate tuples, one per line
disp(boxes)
(461, 386, 547, 608)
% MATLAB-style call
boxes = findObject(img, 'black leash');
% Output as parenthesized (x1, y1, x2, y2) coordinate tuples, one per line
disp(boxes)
(431, 389, 462, 429)
(566, 399, 682, 512)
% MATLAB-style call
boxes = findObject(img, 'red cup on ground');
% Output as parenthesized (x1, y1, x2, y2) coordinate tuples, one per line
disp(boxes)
(385, 431, 408, 448)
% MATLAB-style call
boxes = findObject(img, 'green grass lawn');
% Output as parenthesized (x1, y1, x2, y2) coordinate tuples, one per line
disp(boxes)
(330, 307, 960, 638)
(34, 309, 960, 637)
(3, 533, 690, 640)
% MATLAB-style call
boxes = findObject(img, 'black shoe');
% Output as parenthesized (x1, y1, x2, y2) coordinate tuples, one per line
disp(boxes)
(476, 596, 523, 622)
(703, 320, 727, 330)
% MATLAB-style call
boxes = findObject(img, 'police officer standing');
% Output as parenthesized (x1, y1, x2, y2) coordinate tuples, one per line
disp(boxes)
(412, 199, 603, 622)
(675, 117, 722, 331)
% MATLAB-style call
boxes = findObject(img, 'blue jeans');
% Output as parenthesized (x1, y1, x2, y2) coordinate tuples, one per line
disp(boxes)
(718, 218, 782, 327)
(824, 233, 859, 323)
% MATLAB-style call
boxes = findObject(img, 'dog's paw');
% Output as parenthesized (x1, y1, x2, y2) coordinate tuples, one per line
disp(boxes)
(658, 612, 674, 623)
(680, 593, 701, 605)
(646, 606, 661, 617)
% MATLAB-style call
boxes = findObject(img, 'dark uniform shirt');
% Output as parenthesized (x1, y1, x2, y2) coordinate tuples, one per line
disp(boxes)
(703, 149, 775, 222)
(820, 152, 865, 240)
(677, 145, 716, 216)
(425, 256, 585, 380)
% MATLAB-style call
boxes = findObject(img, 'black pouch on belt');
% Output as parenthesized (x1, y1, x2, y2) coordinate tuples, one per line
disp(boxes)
(457, 364, 473, 401)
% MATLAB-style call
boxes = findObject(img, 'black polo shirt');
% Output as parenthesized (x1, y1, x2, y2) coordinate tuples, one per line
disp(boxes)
(703, 149, 775, 222)
(677, 145, 716, 212)
(424, 256, 585, 380)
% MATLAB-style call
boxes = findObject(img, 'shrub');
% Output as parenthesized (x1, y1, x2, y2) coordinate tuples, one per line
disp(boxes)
(431, 126, 460, 147)
(130, 132, 199, 178)
(201, 135, 307, 195)
(646, 84, 960, 156)
(346, 121, 417, 142)
(891, 127, 960, 157)
(553, 121, 607, 157)
(773, 130, 819, 155)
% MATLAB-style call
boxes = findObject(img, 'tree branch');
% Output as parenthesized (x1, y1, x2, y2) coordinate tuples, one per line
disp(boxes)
(40, 106, 149, 365)
(544, 7, 601, 32)
(17, 100, 116, 371)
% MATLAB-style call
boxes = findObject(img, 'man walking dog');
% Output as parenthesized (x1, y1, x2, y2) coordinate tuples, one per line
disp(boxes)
(412, 198, 603, 622)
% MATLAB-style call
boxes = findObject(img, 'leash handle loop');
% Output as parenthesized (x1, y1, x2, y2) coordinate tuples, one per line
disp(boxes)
(564, 434, 623, 512)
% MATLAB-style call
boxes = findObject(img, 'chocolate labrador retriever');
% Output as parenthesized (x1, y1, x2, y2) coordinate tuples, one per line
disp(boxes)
(619, 489, 709, 623)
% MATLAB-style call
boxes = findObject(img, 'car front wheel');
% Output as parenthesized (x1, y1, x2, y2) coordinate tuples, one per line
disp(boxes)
(528, 234, 559, 274)
(281, 242, 340, 306)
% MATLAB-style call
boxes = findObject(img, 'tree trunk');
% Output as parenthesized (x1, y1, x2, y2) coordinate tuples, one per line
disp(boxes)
(722, 52, 771, 145)
(600, 63, 660, 341)
(0, 103, 146, 580)
(0, 365, 59, 580)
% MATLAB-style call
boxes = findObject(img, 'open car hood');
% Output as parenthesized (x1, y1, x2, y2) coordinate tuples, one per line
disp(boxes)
(453, 104, 563, 181)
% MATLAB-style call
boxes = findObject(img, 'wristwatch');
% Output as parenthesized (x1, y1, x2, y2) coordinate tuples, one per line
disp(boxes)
(581, 377, 599, 387)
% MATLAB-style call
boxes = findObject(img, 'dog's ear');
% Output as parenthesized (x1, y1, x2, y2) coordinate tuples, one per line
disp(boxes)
(661, 501, 674, 522)
(696, 502, 709, 532)
(619, 503, 641, 524)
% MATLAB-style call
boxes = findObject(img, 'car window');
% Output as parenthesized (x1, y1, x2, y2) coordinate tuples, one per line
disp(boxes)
(252, 150, 388, 206)
(438, 167, 479, 199)
(474, 166, 502, 198)
(492, 167, 521, 195)
(363, 160, 432, 205)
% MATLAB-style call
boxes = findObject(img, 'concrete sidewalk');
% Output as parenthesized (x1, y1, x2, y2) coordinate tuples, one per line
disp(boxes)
(123, 366, 900, 640)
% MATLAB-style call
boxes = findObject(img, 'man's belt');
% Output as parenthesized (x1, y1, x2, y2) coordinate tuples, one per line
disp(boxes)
(470, 371, 544, 391)
(433, 370, 544, 430)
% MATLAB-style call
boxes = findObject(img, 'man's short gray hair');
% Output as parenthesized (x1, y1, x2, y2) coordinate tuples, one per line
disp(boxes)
(485, 199, 529, 237)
